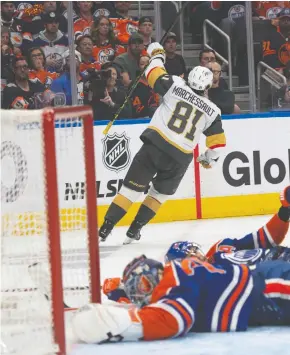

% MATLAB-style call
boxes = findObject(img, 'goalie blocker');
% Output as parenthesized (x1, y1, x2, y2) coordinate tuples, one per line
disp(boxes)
(99, 42, 226, 245)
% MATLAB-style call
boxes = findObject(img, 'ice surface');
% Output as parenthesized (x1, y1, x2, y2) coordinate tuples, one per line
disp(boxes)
(71, 215, 290, 355)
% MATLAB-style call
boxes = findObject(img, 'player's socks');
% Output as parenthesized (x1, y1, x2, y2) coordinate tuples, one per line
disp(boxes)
(123, 196, 162, 245)
(99, 193, 133, 241)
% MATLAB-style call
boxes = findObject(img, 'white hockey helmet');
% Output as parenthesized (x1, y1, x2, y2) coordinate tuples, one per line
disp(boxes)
(188, 66, 213, 91)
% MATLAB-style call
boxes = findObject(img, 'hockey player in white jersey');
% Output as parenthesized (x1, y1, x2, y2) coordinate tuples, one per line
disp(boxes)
(99, 42, 226, 244)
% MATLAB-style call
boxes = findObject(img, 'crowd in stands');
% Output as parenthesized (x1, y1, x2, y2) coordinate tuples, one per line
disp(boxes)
(1, 1, 290, 117)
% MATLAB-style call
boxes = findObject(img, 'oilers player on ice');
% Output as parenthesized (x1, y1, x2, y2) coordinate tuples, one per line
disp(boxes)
(68, 189, 290, 345)
(102, 186, 290, 303)
(69, 254, 290, 345)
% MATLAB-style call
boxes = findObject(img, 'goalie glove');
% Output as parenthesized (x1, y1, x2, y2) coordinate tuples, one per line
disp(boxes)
(71, 303, 143, 344)
(197, 148, 220, 169)
(103, 277, 131, 304)
(147, 42, 166, 63)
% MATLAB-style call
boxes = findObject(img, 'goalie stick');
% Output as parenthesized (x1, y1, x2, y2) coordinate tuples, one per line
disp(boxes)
(28, 262, 96, 309)
(102, 1, 190, 135)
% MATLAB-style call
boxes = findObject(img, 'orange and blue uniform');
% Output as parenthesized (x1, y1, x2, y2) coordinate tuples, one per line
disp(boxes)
(127, 258, 253, 340)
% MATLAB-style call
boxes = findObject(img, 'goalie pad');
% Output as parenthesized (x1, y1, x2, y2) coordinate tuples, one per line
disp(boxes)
(71, 303, 143, 344)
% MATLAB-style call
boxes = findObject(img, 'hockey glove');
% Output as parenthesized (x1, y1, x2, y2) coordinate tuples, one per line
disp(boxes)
(197, 149, 220, 169)
(147, 42, 166, 63)
(103, 277, 130, 304)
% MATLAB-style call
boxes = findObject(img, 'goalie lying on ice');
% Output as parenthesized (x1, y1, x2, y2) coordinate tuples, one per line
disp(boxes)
(69, 253, 290, 345)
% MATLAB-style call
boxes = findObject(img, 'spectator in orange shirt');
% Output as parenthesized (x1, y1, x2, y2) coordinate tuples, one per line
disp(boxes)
(73, 1, 94, 41)
(27, 47, 58, 89)
(109, 1, 139, 45)
(91, 16, 126, 64)
(76, 35, 101, 73)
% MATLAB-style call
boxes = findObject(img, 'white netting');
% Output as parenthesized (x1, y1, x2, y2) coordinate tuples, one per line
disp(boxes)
(1, 109, 93, 354)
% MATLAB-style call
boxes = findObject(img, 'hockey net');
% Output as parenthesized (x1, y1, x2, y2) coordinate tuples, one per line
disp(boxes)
(1, 106, 100, 354)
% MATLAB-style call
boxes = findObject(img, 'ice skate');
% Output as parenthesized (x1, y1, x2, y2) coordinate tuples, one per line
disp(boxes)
(123, 221, 143, 245)
(99, 219, 115, 242)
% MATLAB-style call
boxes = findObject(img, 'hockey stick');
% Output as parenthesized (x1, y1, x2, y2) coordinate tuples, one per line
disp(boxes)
(28, 262, 102, 309)
(103, 1, 190, 135)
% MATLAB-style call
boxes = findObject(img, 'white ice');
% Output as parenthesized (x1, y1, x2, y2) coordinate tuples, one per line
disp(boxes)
(71, 215, 290, 355)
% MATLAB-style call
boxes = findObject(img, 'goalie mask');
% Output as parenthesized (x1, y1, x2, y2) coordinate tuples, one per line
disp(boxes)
(123, 255, 164, 307)
(188, 66, 213, 92)
(165, 241, 206, 263)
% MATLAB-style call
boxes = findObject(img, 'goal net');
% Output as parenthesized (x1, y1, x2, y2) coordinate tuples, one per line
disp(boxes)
(1, 106, 100, 355)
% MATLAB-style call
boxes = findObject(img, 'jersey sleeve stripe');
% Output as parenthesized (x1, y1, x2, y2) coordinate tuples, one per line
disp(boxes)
(211, 266, 240, 331)
(165, 299, 194, 333)
(148, 302, 184, 337)
(220, 265, 250, 331)
(230, 276, 253, 331)
(252, 231, 259, 249)
(171, 262, 180, 286)
(263, 225, 276, 247)
(176, 298, 195, 318)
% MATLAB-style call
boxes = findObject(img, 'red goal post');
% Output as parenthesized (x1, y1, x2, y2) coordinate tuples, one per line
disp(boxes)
(1, 106, 100, 355)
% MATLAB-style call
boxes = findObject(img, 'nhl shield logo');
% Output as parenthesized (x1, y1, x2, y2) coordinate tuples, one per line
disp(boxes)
(102, 132, 131, 172)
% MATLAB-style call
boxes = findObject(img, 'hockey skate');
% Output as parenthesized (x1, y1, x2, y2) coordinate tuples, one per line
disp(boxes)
(280, 186, 290, 208)
(123, 221, 143, 245)
(99, 219, 115, 242)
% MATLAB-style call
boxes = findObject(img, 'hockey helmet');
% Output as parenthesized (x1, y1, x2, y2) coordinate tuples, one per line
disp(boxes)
(188, 66, 213, 91)
(123, 255, 164, 306)
(165, 241, 206, 262)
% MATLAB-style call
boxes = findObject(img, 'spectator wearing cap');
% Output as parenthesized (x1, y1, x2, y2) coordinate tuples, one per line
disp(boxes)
(21, 12, 69, 73)
(50, 50, 84, 106)
(14, 2, 68, 37)
(114, 32, 145, 86)
(207, 61, 240, 114)
(164, 32, 186, 78)
(138, 16, 154, 49)
(262, 7, 290, 72)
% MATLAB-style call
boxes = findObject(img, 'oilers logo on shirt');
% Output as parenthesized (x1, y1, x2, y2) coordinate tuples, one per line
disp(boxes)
(98, 48, 115, 63)
(220, 249, 264, 266)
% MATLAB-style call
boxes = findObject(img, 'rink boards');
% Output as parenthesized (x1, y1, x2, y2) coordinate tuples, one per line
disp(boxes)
(94, 112, 290, 223)
(2, 111, 290, 234)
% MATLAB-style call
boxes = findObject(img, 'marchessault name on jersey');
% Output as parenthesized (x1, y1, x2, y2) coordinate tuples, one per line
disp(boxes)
(172, 85, 215, 117)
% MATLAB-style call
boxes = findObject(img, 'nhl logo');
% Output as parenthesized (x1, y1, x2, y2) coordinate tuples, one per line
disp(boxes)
(102, 132, 131, 172)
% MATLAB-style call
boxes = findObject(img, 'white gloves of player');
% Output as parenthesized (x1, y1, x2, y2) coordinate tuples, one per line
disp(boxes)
(197, 149, 220, 169)
(147, 42, 166, 63)
(70, 303, 143, 344)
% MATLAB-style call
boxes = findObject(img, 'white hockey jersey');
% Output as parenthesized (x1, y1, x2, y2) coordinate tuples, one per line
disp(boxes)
(142, 58, 226, 163)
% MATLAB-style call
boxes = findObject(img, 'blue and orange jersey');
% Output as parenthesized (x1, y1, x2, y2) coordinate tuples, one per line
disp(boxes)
(109, 18, 139, 44)
(207, 213, 289, 262)
(92, 43, 126, 64)
(134, 257, 253, 340)
(73, 17, 93, 40)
